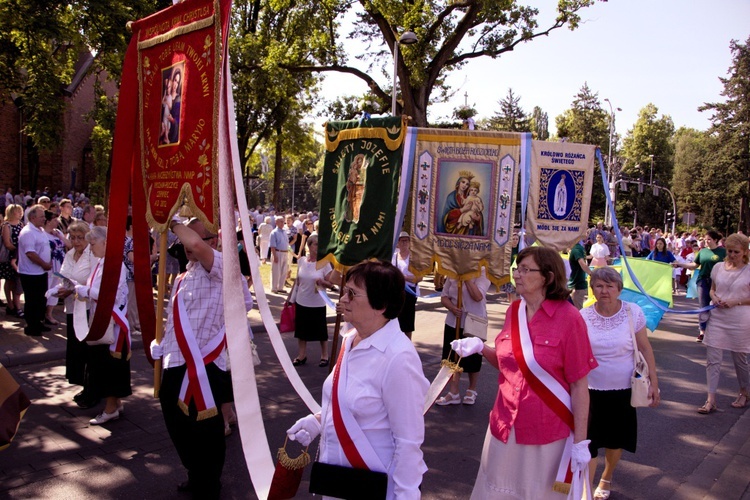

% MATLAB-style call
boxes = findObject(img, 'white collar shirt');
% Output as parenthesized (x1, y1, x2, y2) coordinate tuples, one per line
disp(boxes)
(17, 224, 51, 275)
(162, 249, 227, 370)
(59, 246, 99, 313)
(320, 319, 429, 499)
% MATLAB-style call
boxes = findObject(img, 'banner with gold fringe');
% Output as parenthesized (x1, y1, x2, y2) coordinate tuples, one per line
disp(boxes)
(526, 140, 596, 252)
(406, 129, 528, 286)
(318, 116, 408, 272)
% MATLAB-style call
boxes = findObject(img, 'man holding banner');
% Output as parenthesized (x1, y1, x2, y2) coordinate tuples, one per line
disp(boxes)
(150, 217, 229, 497)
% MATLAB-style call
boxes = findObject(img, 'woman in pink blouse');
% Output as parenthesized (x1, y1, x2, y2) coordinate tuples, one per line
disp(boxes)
(452, 246, 597, 499)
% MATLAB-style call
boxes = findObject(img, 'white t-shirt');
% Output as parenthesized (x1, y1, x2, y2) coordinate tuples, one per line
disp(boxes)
(442, 270, 491, 325)
(294, 256, 332, 308)
(392, 251, 418, 294)
(581, 301, 647, 390)
(17, 224, 51, 275)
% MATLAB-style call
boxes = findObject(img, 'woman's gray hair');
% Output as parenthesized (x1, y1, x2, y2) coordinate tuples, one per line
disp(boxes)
(306, 233, 318, 247)
(590, 266, 623, 291)
(85, 225, 107, 244)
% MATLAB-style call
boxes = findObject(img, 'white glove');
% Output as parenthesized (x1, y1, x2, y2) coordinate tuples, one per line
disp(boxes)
(74, 284, 90, 298)
(570, 439, 591, 473)
(286, 414, 321, 447)
(150, 340, 164, 360)
(451, 337, 485, 357)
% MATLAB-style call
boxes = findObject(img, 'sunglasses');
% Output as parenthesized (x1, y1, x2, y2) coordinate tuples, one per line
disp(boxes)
(342, 286, 366, 300)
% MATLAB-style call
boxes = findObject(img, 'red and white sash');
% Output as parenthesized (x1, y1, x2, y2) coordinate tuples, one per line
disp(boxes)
(85, 260, 131, 359)
(173, 273, 226, 420)
(330, 335, 387, 472)
(510, 299, 575, 491)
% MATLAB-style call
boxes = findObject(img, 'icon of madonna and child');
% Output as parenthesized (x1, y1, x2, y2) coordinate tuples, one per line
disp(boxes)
(437, 166, 491, 237)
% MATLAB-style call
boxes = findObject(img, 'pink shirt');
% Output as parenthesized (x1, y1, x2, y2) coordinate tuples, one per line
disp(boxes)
(489, 299, 597, 445)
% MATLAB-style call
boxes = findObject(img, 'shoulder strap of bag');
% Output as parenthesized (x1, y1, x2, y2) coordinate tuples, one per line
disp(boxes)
(330, 338, 387, 472)
(626, 303, 638, 371)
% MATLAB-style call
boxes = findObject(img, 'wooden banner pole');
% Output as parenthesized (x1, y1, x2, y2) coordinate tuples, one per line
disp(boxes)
(153, 230, 169, 397)
(328, 274, 346, 375)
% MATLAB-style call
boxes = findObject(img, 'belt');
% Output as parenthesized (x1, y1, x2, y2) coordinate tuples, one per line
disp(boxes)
(275, 249, 288, 252)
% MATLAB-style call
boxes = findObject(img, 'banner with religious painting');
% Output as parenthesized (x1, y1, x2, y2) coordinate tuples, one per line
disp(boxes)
(317, 116, 409, 271)
(135, 0, 227, 233)
(526, 141, 596, 252)
(407, 129, 529, 286)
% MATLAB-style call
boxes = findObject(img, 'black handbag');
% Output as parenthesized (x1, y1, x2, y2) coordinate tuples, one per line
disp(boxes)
(309, 461, 387, 500)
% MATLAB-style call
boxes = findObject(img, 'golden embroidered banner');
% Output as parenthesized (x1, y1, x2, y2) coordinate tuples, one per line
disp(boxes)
(526, 141, 596, 252)
(407, 129, 528, 286)
(136, 0, 224, 233)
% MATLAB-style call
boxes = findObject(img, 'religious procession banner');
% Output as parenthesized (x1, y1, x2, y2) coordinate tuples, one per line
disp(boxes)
(526, 140, 596, 252)
(407, 129, 528, 286)
(136, 0, 224, 233)
(318, 116, 409, 271)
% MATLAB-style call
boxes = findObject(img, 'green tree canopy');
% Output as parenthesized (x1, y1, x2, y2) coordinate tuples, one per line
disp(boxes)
(699, 35, 750, 233)
(487, 88, 529, 132)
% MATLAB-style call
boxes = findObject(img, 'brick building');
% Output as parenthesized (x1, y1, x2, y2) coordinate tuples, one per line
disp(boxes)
(0, 52, 117, 197)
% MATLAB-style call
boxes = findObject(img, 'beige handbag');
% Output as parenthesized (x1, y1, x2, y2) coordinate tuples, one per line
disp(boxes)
(463, 313, 488, 341)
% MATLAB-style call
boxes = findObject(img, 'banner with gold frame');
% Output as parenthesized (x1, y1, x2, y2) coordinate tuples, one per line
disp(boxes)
(136, 0, 223, 233)
(407, 129, 529, 286)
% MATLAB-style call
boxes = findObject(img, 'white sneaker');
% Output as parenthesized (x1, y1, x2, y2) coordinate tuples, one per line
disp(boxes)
(90, 409, 120, 425)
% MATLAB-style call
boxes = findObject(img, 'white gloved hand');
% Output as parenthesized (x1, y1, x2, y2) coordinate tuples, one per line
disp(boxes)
(450, 337, 485, 357)
(74, 284, 90, 298)
(570, 439, 591, 472)
(150, 340, 163, 360)
(286, 414, 321, 447)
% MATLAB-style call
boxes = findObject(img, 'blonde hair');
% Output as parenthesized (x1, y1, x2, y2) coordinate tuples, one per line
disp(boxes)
(469, 181, 480, 192)
(725, 233, 750, 264)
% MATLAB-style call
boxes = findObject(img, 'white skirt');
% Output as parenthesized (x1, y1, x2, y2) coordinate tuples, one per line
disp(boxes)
(470, 427, 568, 500)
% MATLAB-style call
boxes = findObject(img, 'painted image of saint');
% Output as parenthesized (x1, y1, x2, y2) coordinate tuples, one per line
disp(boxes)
(159, 63, 184, 146)
(439, 170, 484, 236)
(345, 153, 368, 223)
(553, 175, 567, 216)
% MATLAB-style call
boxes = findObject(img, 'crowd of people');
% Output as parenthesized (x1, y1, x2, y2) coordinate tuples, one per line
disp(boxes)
(3, 186, 749, 499)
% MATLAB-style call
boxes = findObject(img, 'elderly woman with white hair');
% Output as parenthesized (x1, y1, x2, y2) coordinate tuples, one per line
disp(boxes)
(580, 266, 660, 499)
(257, 215, 273, 264)
(74, 226, 132, 426)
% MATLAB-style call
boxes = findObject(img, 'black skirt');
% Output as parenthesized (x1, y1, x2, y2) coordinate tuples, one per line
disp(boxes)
(441, 324, 482, 373)
(587, 388, 637, 457)
(65, 314, 88, 386)
(88, 345, 132, 399)
(294, 303, 329, 342)
(397, 289, 417, 333)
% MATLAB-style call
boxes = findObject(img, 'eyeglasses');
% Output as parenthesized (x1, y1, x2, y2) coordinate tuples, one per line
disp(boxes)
(513, 265, 541, 275)
(342, 286, 366, 300)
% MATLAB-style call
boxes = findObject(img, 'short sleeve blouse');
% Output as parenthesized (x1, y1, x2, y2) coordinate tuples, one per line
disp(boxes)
(580, 301, 646, 390)
(294, 256, 332, 308)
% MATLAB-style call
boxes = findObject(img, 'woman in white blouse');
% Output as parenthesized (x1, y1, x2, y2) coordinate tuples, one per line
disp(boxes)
(291, 234, 334, 367)
(58, 222, 99, 408)
(73, 226, 131, 426)
(287, 260, 429, 499)
(392, 231, 421, 339)
(257, 216, 273, 264)
(581, 267, 660, 500)
(589, 233, 610, 267)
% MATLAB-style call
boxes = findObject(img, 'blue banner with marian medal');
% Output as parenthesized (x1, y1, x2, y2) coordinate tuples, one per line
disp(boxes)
(527, 140, 596, 252)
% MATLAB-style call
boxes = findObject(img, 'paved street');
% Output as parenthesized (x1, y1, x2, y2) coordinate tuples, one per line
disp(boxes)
(1, 285, 750, 499)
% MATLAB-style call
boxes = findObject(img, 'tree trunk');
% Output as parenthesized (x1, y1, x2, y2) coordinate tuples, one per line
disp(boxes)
(272, 125, 283, 208)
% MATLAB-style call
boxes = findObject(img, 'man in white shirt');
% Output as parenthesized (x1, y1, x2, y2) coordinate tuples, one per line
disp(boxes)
(18, 205, 52, 336)
(269, 216, 290, 292)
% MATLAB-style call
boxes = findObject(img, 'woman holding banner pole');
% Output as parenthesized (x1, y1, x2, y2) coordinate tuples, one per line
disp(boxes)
(436, 269, 490, 406)
(452, 246, 597, 498)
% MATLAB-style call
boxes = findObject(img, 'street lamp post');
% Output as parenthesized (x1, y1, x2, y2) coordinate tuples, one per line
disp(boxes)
(391, 31, 418, 116)
(603, 98, 621, 226)
(649, 154, 655, 186)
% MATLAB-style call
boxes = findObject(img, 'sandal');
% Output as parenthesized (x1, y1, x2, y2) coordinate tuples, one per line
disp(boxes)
(319, 359, 329, 367)
(292, 357, 307, 366)
(435, 392, 461, 406)
(731, 392, 749, 409)
(463, 390, 478, 405)
(697, 401, 717, 414)
(594, 479, 611, 500)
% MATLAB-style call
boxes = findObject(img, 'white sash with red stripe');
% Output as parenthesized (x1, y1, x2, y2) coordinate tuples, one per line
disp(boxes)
(173, 274, 226, 420)
(511, 299, 575, 492)
(328, 334, 387, 472)
(109, 306, 130, 359)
